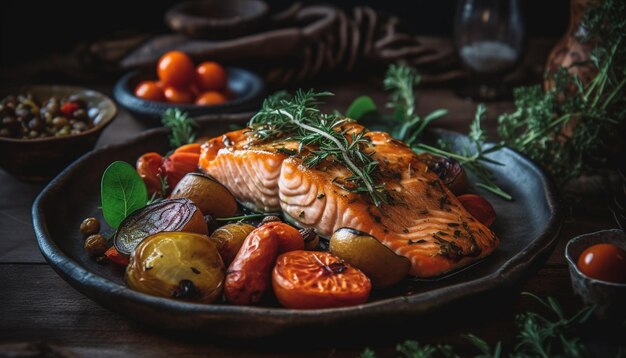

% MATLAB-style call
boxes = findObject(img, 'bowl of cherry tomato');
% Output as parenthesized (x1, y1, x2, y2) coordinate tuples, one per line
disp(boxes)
(114, 51, 264, 124)
(565, 229, 626, 319)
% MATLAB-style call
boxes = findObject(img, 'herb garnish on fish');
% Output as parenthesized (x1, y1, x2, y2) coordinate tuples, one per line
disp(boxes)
(249, 90, 389, 207)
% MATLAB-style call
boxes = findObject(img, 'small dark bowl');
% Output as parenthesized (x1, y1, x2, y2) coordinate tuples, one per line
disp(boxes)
(113, 68, 264, 125)
(0, 85, 117, 181)
(565, 229, 626, 319)
(165, 0, 268, 39)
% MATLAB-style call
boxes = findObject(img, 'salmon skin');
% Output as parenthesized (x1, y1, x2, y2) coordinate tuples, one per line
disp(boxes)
(199, 125, 499, 277)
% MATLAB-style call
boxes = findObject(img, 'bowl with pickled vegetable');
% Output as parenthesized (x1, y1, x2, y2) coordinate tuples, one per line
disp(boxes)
(0, 85, 117, 181)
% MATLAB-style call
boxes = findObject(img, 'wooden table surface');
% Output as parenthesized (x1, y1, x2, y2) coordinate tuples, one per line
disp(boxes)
(0, 53, 622, 356)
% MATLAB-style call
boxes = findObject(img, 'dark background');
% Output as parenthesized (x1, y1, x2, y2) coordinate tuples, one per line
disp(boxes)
(1, 0, 569, 67)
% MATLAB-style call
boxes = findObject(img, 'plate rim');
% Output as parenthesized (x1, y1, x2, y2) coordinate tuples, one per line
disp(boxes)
(32, 127, 563, 329)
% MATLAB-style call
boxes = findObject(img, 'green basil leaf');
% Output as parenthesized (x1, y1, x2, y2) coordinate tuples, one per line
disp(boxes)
(101, 161, 148, 229)
(346, 96, 377, 119)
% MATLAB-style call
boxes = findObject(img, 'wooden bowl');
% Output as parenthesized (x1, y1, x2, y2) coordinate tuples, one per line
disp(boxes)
(165, 0, 269, 39)
(0, 86, 117, 181)
(113, 68, 264, 125)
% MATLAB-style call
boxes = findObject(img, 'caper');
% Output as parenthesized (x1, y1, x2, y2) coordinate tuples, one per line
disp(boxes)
(52, 116, 68, 128)
(28, 118, 44, 131)
(72, 121, 87, 132)
(57, 126, 70, 136)
(45, 98, 60, 115)
(80, 217, 100, 236)
(84, 234, 108, 256)
(15, 106, 32, 120)
(73, 109, 87, 121)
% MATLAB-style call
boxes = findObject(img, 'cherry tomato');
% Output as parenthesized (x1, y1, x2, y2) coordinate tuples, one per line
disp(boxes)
(163, 86, 194, 104)
(157, 51, 195, 88)
(195, 91, 227, 106)
(134, 81, 165, 102)
(196, 62, 227, 91)
(272, 250, 371, 309)
(136, 152, 165, 194)
(162, 152, 200, 189)
(577, 243, 626, 283)
(457, 194, 496, 227)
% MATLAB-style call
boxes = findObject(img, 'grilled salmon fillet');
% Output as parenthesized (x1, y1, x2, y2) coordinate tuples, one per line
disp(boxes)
(199, 125, 499, 277)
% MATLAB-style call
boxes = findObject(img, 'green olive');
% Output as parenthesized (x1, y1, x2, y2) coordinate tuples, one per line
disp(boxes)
(126, 232, 224, 303)
(170, 173, 238, 218)
(329, 228, 411, 289)
(84, 234, 108, 256)
(209, 223, 255, 265)
(80, 217, 100, 236)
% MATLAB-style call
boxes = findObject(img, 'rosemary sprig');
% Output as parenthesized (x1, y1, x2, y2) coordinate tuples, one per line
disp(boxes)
(215, 212, 282, 222)
(249, 90, 389, 207)
(162, 108, 198, 149)
(384, 64, 448, 146)
(378, 65, 512, 200)
(414, 105, 512, 200)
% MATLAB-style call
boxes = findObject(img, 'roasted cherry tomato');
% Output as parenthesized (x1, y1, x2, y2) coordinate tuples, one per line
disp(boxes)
(162, 151, 200, 189)
(157, 51, 195, 88)
(136, 152, 165, 194)
(195, 91, 227, 106)
(163, 86, 194, 104)
(457, 194, 496, 227)
(224, 225, 279, 305)
(577, 243, 626, 283)
(196, 62, 227, 91)
(134, 81, 165, 102)
(272, 250, 371, 309)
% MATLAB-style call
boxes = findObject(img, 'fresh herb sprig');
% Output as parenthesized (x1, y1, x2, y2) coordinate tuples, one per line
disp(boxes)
(415, 105, 512, 200)
(351, 65, 512, 200)
(497, 0, 625, 187)
(383, 64, 448, 146)
(249, 90, 389, 207)
(360, 293, 596, 358)
(162, 108, 198, 149)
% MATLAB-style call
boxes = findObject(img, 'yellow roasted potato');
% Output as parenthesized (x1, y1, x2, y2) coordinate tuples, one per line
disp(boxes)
(170, 173, 238, 218)
(126, 232, 224, 303)
(209, 223, 255, 265)
(329, 228, 411, 288)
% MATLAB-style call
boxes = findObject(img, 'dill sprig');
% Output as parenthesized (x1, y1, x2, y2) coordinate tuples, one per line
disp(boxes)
(249, 90, 389, 207)
(162, 108, 198, 149)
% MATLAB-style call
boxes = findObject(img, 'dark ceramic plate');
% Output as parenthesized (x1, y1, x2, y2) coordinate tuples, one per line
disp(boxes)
(32, 125, 562, 337)
(113, 67, 264, 124)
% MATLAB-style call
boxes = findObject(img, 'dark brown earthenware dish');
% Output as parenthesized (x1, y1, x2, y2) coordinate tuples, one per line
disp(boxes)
(165, 0, 269, 39)
(0, 85, 117, 181)
(32, 126, 562, 338)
